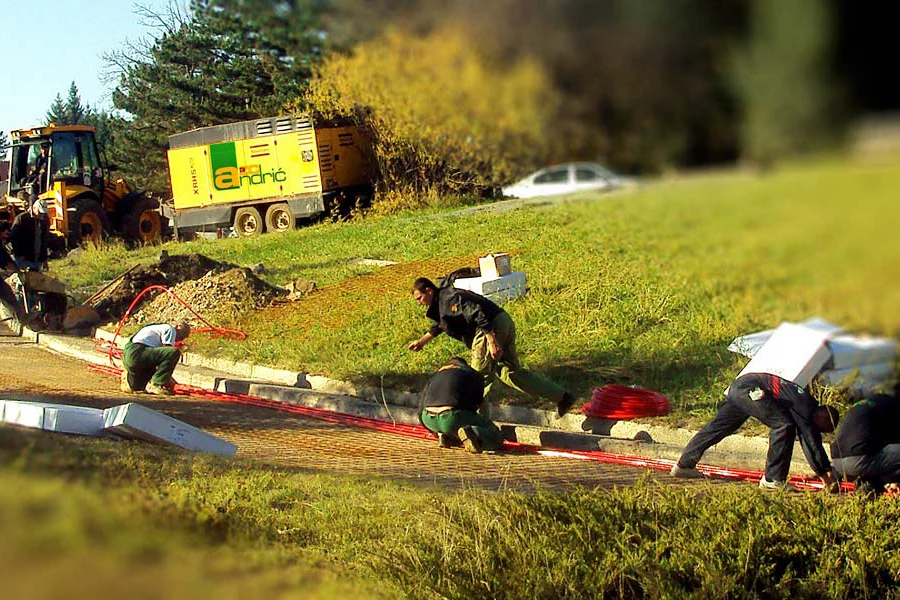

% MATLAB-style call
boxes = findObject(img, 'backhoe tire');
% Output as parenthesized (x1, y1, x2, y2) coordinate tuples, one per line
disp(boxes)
(264, 202, 295, 233)
(122, 195, 162, 245)
(233, 206, 263, 237)
(68, 199, 109, 248)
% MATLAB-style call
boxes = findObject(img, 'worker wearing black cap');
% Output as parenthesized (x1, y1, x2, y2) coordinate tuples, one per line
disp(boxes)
(408, 276, 576, 417)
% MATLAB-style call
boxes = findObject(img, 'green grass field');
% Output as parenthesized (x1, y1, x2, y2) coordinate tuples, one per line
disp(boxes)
(52, 157, 900, 424)
(3, 425, 900, 599)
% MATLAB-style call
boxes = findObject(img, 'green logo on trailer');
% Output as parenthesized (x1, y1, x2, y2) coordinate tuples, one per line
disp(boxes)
(210, 141, 287, 190)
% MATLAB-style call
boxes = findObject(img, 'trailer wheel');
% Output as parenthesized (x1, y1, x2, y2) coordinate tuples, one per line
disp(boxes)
(264, 203, 295, 233)
(233, 206, 263, 237)
(122, 195, 162, 245)
(68, 199, 109, 248)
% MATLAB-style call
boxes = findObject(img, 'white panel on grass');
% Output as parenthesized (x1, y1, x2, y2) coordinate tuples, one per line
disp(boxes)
(103, 403, 237, 456)
(453, 271, 527, 302)
(0, 400, 106, 436)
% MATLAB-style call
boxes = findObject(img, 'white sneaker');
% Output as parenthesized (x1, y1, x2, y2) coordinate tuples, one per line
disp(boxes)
(759, 475, 791, 491)
(670, 465, 705, 479)
(146, 382, 174, 396)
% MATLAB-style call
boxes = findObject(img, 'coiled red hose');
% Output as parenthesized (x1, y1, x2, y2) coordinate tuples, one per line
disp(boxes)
(582, 384, 671, 420)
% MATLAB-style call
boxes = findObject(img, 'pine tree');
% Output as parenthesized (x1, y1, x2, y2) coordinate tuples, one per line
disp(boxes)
(106, 0, 329, 194)
(45, 81, 90, 125)
(45, 93, 68, 125)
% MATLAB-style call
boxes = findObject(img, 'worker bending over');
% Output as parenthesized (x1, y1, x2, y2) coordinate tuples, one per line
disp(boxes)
(671, 372, 840, 491)
(419, 357, 503, 453)
(121, 322, 191, 395)
(408, 277, 576, 417)
(831, 390, 900, 496)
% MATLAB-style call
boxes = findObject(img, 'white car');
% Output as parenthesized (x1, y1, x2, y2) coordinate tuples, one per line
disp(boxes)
(501, 162, 632, 199)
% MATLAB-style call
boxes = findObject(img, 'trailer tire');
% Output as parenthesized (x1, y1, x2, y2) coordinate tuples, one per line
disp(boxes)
(264, 203, 295, 233)
(68, 198, 109, 248)
(233, 206, 263, 237)
(122, 195, 162, 245)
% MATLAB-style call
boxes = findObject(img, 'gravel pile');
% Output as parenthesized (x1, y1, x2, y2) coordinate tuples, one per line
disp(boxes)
(133, 267, 283, 326)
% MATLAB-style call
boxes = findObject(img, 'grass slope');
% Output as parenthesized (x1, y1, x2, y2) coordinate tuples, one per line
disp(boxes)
(53, 158, 900, 424)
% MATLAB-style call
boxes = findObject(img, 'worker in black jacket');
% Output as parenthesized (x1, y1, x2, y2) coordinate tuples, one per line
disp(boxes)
(831, 393, 900, 495)
(671, 372, 840, 491)
(408, 277, 575, 417)
(9, 200, 50, 270)
(419, 357, 503, 453)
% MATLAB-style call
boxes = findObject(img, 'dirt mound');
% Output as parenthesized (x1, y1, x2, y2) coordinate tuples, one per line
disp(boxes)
(90, 254, 237, 320)
(133, 267, 282, 326)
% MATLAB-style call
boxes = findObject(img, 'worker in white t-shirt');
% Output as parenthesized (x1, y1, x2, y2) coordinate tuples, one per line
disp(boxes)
(121, 322, 191, 395)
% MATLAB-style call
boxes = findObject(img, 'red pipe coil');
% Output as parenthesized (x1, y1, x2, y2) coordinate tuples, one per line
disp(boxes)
(581, 384, 671, 420)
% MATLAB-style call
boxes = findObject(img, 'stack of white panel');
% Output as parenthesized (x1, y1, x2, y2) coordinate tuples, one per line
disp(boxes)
(728, 318, 897, 395)
(0, 399, 237, 456)
(454, 271, 527, 302)
(737, 323, 832, 388)
(103, 403, 237, 457)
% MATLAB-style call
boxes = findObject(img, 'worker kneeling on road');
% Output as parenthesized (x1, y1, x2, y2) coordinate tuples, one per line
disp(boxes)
(408, 277, 576, 417)
(419, 357, 503, 454)
(831, 388, 900, 497)
(121, 322, 191, 395)
(670, 372, 840, 491)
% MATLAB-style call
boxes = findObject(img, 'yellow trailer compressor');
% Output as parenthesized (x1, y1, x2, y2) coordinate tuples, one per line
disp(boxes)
(162, 114, 371, 237)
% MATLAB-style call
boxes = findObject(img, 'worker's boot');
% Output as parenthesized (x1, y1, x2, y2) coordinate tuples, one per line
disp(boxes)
(458, 426, 483, 454)
(556, 391, 576, 418)
(120, 371, 135, 393)
(146, 381, 174, 396)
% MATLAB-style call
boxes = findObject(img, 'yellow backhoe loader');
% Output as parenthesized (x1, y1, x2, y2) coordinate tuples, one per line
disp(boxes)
(4, 124, 161, 249)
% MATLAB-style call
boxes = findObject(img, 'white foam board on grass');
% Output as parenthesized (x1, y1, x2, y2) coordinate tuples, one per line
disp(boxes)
(102, 403, 237, 456)
(453, 271, 527, 302)
(828, 335, 898, 370)
(820, 362, 896, 395)
(0, 400, 106, 436)
(738, 322, 831, 388)
(728, 318, 845, 358)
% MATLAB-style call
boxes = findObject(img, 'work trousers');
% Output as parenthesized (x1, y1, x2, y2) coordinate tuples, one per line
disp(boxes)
(123, 341, 181, 390)
(677, 393, 798, 482)
(833, 445, 900, 487)
(470, 311, 566, 402)
(420, 409, 503, 452)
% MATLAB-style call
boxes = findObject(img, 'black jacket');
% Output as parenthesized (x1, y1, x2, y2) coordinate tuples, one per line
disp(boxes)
(418, 363, 485, 413)
(9, 212, 49, 264)
(729, 373, 832, 476)
(831, 394, 900, 459)
(425, 286, 504, 348)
